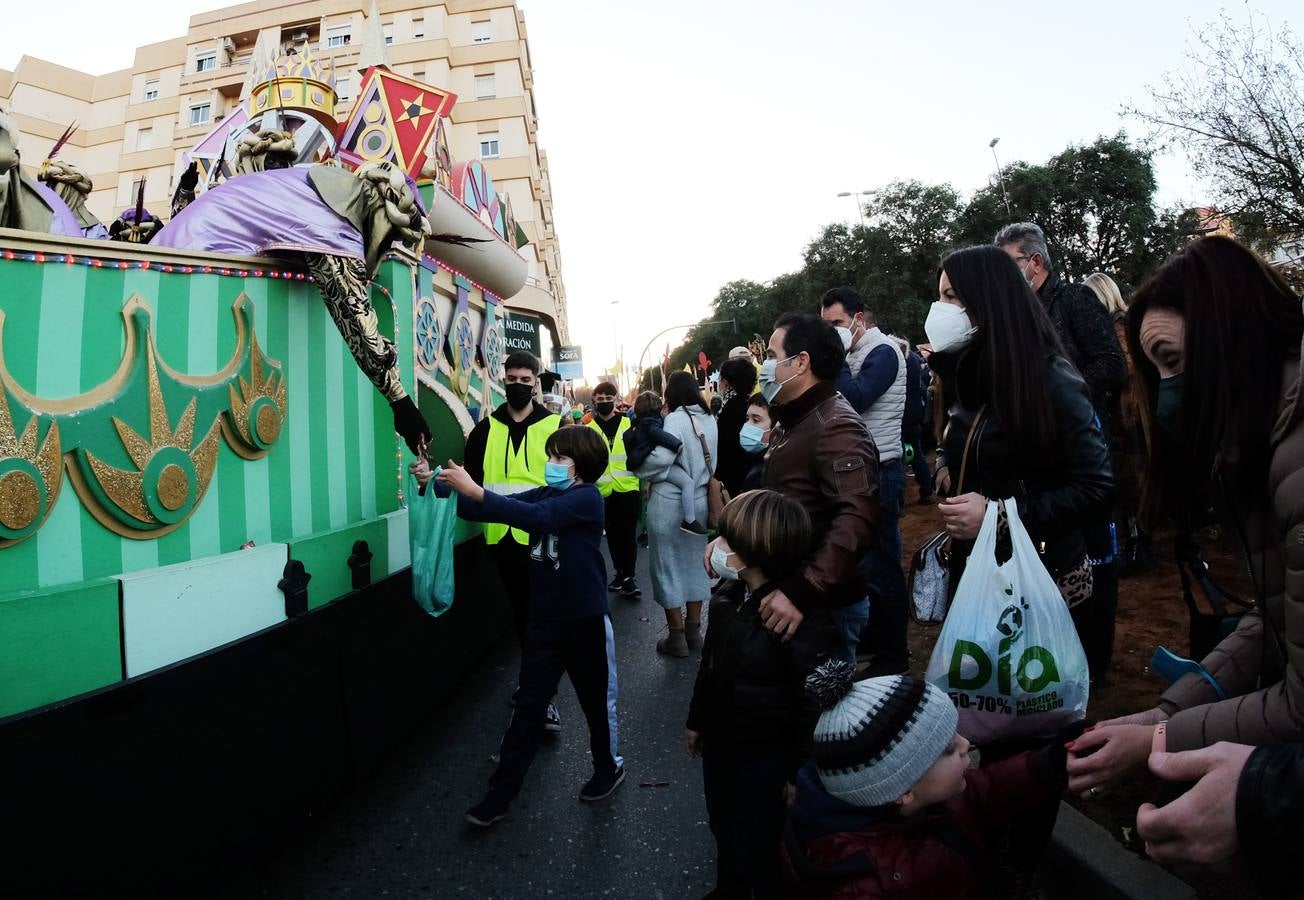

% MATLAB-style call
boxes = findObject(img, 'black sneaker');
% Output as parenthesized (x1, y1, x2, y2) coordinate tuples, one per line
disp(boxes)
(465, 792, 510, 827)
(578, 765, 626, 802)
(608, 575, 623, 592)
(618, 577, 641, 599)
(544, 702, 562, 734)
(679, 520, 708, 535)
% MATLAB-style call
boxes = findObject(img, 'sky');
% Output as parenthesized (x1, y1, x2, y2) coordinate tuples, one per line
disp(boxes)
(3, 0, 1301, 382)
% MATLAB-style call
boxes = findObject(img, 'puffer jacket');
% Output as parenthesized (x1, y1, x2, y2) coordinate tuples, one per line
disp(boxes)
(933, 349, 1114, 579)
(1158, 351, 1304, 752)
(763, 381, 879, 610)
(685, 581, 839, 770)
(782, 753, 1062, 899)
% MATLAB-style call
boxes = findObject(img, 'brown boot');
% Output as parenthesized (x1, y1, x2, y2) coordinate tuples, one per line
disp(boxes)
(684, 621, 703, 651)
(656, 627, 689, 658)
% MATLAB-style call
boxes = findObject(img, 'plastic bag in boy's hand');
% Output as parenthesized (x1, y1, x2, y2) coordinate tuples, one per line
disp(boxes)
(924, 498, 1089, 744)
(408, 473, 457, 616)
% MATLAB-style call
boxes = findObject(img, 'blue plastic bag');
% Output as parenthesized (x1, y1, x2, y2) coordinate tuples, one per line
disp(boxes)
(408, 473, 458, 617)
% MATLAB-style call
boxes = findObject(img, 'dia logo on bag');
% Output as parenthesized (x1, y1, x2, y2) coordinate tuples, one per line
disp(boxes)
(925, 498, 1089, 743)
(948, 589, 1062, 702)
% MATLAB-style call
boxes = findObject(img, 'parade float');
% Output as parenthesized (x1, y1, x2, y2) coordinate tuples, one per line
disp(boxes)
(0, 40, 540, 893)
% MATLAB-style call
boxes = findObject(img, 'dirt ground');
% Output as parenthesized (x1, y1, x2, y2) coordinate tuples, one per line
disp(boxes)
(897, 474, 1254, 897)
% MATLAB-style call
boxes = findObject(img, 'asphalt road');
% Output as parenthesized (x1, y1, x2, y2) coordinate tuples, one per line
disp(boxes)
(218, 545, 717, 900)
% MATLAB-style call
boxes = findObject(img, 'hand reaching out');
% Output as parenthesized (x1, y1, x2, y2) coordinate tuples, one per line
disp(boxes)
(436, 460, 484, 502)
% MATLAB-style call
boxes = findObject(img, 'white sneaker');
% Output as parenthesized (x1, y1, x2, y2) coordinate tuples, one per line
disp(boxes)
(544, 702, 562, 734)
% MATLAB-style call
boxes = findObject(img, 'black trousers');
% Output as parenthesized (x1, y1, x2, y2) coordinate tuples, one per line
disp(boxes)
(1073, 518, 1119, 681)
(701, 743, 788, 900)
(488, 615, 622, 801)
(603, 489, 641, 580)
(489, 537, 532, 648)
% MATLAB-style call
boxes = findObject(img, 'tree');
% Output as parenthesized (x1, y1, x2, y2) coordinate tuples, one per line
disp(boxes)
(1127, 11, 1304, 248)
(659, 135, 1195, 367)
(957, 134, 1173, 287)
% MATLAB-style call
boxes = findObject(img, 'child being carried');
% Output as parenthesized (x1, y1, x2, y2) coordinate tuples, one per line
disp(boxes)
(625, 390, 706, 535)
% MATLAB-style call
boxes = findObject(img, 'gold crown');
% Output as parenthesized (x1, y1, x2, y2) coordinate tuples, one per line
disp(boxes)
(249, 44, 337, 131)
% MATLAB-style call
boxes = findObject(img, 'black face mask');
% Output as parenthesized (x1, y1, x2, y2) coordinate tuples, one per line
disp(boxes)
(595, 401, 615, 417)
(505, 383, 535, 411)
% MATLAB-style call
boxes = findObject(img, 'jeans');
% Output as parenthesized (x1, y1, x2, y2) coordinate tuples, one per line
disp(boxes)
(860, 458, 909, 674)
(830, 599, 869, 665)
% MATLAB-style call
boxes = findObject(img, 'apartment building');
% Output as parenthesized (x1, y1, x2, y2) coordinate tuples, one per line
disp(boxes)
(0, 0, 566, 337)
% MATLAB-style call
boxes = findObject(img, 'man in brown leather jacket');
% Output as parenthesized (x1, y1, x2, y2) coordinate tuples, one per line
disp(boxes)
(755, 313, 879, 662)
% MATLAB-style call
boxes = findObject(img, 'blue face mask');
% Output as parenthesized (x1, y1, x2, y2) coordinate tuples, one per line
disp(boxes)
(545, 461, 574, 490)
(739, 422, 768, 455)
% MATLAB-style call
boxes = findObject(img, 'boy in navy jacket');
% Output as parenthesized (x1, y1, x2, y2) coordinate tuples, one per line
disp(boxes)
(413, 426, 625, 827)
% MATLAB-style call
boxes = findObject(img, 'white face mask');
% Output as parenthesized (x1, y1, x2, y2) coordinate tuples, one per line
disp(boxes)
(711, 542, 743, 581)
(835, 326, 854, 352)
(758, 356, 798, 403)
(925, 302, 977, 354)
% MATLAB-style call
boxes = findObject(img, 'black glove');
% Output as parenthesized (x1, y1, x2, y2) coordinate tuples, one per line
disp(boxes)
(390, 395, 431, 456)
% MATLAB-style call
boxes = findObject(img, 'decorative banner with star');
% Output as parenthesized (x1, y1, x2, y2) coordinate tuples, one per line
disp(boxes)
(336, 67, 458, 177)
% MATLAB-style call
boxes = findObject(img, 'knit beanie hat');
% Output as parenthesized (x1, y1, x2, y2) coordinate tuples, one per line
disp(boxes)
(806, 660, 958, 807)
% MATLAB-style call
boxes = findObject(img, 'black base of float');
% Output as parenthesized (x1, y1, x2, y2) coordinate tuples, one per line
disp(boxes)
(0, 539, 511, 899)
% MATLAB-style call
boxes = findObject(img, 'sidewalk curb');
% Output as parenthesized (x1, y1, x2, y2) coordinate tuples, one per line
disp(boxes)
(1039, 802, 1197, 900)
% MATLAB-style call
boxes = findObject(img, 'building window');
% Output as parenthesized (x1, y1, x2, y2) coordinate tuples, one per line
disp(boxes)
(412, 16, 424, 39)
(479, 133, 500, 159)
(472, 21, 493, 43)
(130, 178, 146, 201)
(196, 54, 216, 73)
(474, 74, 496, 99)
(326, 27, 351, 48)
(189, 103, 211, 127)
(384, 26, 393, 45)
(136, 128, 153, 151)
(336, 75, 353, 100)
(144, 80, 159, 101)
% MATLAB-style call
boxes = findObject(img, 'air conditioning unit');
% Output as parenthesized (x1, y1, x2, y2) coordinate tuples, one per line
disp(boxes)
(222, 37, 237, 53)
(290, 31, 310, 43)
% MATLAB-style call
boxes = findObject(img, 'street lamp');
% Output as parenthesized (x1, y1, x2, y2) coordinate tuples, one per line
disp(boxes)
(609, 300, 621, 393)
(989, 138, 1013, 218)
(836, 190, 871, 228)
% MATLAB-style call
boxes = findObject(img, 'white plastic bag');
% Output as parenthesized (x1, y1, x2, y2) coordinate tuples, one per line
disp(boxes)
(925, 498, 1089, 744)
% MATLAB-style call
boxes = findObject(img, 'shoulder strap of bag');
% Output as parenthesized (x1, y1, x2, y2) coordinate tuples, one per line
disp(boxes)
(688, 410, 713, 468)
(954, 405, 987, 496)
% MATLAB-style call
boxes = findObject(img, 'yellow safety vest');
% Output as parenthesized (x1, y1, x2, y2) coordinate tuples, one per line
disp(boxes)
(483, 413, 561, 544)
(589, 416, 638, 497)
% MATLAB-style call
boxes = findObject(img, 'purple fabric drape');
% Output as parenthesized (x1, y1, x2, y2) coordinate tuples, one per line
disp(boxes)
(154, 167, 364, 261)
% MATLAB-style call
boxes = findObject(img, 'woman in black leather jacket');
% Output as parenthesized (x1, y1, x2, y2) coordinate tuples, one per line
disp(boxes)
(927, 245, 1113, 602)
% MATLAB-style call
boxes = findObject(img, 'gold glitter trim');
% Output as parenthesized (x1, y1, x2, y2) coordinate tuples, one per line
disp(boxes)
(0, 388, 62, 548)
(0, 469, 40, 530)
(156, 464, 189, 512)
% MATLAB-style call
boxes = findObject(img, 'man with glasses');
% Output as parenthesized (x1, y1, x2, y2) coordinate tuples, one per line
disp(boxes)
(995, 223, 1126, 408)
(996, 222, 1126, 682)
(743, 313, 878, 664)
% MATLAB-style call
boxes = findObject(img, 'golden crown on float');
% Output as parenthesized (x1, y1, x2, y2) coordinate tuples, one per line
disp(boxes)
(249, 44, 337, 130)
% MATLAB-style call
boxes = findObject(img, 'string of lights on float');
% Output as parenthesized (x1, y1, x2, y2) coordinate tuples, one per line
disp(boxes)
(0, 250, 315, 281)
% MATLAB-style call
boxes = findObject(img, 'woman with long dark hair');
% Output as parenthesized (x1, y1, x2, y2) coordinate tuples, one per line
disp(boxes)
(929, 245, 1113, 609)
(1065, 236, 1304, 797)
(647, 371, 718, 657)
